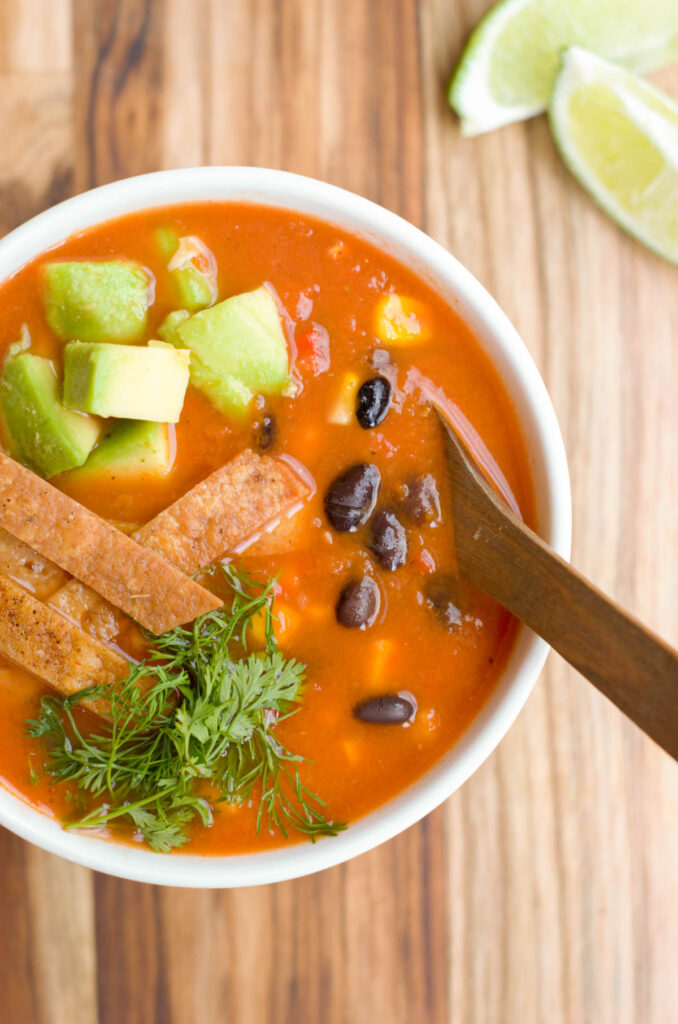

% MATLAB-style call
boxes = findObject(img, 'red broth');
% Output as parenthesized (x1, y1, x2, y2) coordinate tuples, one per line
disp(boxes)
(0, 203, 535, 853)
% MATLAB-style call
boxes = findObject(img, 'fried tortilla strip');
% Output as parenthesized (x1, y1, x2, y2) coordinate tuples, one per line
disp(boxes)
(0, 526, 67, 600)
(0, 453, 222, 634)
(47, 454, 309, 645)
(133, 451, 312, 574)
(0, 575, 129, 706)
(244, 502, 313, 556)
(48, 578, 128, 643)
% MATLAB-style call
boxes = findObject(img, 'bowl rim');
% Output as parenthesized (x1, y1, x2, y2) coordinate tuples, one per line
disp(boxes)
(0, 166, 572, 887)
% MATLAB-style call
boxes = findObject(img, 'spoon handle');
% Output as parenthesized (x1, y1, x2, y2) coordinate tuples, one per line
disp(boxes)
(440, 417, 678, 759)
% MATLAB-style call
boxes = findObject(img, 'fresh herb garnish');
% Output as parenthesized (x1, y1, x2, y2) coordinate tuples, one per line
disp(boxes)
(27, 564, 346, 852)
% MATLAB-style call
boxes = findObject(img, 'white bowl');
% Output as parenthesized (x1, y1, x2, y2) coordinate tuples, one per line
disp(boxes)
(0, 167, 571, 886)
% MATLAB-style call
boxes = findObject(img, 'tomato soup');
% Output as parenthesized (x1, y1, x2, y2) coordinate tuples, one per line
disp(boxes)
(0, 203, 534, 854)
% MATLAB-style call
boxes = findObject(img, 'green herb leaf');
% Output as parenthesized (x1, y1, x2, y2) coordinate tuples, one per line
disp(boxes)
(27, 563, 346, 851)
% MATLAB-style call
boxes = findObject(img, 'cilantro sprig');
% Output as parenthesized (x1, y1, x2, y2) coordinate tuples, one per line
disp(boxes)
(27, 565, 346, 853)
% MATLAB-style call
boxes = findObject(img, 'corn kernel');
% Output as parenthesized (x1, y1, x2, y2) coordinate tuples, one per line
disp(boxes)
(328, 371, 360, 424)
(274, 602, 302, 644)
(374, 293, 432, 346)
(248, 608, 268, 649)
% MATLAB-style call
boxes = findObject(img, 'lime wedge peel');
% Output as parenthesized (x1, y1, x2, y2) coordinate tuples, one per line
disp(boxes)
(449, 0, 678, 136)
(449, 0, 548, 135)
(549, 48, 678, 266)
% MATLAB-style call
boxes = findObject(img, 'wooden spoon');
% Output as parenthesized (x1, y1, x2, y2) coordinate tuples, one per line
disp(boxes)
(436, 409, 678, 760)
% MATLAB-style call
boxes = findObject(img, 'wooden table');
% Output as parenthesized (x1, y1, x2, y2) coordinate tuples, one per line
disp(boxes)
(1, 2, 676, 1022)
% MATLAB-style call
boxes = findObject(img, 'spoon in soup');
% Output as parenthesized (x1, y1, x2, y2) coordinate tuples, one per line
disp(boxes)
(436, 409, 678, 760)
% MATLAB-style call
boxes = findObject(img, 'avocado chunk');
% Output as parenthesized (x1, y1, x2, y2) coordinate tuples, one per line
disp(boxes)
(43, 260, 151, 343)
(1, 353, 102, 477)
(175, 286, 292, 420)
(156, 229, 218, 313)
(63, 341, 191, 422)
(158, 309, 190, 347)
(68, 420, 171, 483)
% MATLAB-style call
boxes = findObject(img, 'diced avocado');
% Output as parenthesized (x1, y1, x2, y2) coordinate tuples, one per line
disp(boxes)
(147, 339, 179, 352)
(176, 286, 292, 420)
(68, 420, 171, 482)
(185, 354, 256, 416)
(62, 341, 191, 422)
(174, 266, 216, 313)
(155, 227, 179, 262)
(43, 260, 151, 343)
(158, 309, 190, 347)
(157, 322, 253, 413)
(6, 323, 31, 361)
(0, 353, 102, 477)
(155, 229, 218, 312)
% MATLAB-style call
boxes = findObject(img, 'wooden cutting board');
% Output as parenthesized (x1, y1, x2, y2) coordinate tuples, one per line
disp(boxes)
(0, 2, 676, 1022)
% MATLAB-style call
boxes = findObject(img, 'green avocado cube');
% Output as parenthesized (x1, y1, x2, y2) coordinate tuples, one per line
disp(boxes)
(158, 309, 190, 347)
(1, 353, 102, 477)
(155, 226, 179, 262)
(175, 286, 292, 420)
(174, 264, 217, 313)
(43, 260, 151, 343)
(68, 420, 171, 482)
(63, 341, 191, 422)
(156, 229, 218, 312)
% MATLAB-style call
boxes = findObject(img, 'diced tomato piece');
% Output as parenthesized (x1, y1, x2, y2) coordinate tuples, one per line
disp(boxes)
(295, 322, 331, 375)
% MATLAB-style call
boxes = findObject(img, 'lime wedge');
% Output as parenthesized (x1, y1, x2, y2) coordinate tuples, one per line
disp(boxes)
(449, 0, 678, 136)
(549, 48, 678, 265)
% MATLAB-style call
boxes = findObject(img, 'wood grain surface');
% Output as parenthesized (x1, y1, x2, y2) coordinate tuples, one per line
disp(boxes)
(0, 2, 676, 1022)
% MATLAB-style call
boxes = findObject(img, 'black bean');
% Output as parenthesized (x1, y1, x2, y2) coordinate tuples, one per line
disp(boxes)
(356, 376, 392, 429)
(354, 694, 415, 725)
(325, 463, 380, 532)
(254, 414, 276, 451)
(402, 473, 441, 525)
(336, 576, 380, 629)
(424, 572, 462, 630)
(369, 508, 407, 570)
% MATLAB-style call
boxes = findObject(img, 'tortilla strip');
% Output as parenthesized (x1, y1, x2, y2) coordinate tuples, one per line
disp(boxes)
(0, 526, 67, 600)
(46, 452, 309, 646)
(0, 575, 129, 706)
(48, 578, 128, 643)
(244, 502, 313, 556)
(133, 451, 311, 574)
(0, 452, 221, 634)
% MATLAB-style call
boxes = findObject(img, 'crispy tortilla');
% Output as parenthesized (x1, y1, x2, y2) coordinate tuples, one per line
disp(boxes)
(45, 452, 310, 648)
(0, 526, 67, 600)
(47, 578, 128, 643)
(0, 452, 222, 634)
(0, 451, 311, 707)
(133, 451, 311, 574)
(0, 575, 130, 706)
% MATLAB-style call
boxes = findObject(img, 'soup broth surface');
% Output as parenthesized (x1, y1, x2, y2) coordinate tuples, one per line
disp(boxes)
(0, 203, 534, 853)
